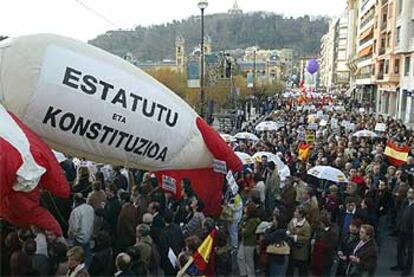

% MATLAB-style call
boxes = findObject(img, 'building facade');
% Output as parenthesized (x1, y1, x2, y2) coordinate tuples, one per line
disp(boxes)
(396, 0, 414, 124)
(374, 0, 400, 117)
(355, 0, 377, 105)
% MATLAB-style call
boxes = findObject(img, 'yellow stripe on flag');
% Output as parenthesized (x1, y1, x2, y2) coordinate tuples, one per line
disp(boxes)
(384, 146, 408, 162)
(197, 232, 214, 263)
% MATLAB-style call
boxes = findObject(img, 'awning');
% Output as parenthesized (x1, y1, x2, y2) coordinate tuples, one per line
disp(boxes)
(358, 45, 373, 58)
(360, 27, 373, 40)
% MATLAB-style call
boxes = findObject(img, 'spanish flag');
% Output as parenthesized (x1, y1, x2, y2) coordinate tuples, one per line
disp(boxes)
(384, 140, 410, 166)
(298, 143, 311, 161)
(178, 228, 217, 277)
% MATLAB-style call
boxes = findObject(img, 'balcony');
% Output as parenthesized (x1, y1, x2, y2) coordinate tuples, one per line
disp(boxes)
(360, 13, 375, 29)
(358, 54, 373, 63)
(357, 73, 372, 79)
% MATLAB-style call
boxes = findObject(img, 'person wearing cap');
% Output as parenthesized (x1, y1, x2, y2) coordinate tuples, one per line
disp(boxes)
(336, 219, 362, 276)
(68, 193, 95, 269)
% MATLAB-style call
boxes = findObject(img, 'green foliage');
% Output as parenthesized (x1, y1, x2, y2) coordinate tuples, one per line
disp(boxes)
(89, 12, 329, 61)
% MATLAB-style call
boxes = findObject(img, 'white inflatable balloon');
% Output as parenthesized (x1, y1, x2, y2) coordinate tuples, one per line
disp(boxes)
(0, 34, 215, 170)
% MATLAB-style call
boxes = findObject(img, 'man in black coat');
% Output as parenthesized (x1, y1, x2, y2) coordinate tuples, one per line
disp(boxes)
(391, 187, 414, 276)
(148, 201, 165, 246)
(159, 209, 185, 276)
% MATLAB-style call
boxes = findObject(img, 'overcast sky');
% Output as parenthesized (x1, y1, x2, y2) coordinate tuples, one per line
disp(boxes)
(0, 0, 346, 41)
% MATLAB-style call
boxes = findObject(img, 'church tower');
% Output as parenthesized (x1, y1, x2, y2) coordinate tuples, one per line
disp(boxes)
(228, 1, 243, 15)
(176, 36, 185, 72)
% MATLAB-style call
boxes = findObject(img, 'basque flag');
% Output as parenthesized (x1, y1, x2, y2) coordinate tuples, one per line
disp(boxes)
(0, 103, 70, 236)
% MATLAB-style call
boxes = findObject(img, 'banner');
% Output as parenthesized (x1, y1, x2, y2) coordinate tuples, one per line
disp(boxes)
(375, 123, 386, 132)
(0, 35, 226, 171)
(226, 171, 238, 195)
(213, 159, 227, 174)
(162, 175, 177, 194)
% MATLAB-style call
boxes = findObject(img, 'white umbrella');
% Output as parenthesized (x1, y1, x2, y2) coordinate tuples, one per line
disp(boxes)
(235, 152, 254, 165)
(252, 151, 291, 181)
(255, 121, 282, 131)
(234, 132, 259, 141)
(307, 166, 348, 183)
(352, 130, 378, 138)
(220, 133, 236, 143)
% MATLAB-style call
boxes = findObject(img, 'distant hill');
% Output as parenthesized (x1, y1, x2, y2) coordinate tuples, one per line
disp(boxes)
(89, 12, 329, 62)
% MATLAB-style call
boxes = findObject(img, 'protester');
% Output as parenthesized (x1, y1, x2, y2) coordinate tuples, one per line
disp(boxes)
(66, 246, 90, 277)
(2, 93, 413, 277)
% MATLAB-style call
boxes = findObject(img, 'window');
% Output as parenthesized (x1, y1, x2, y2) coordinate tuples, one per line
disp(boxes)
(398, 0, 403, 15)
(396, 27, 401, 45)
(404, 57, 411, 76)
(385, 60, 389, 74)
(387, 32, 391, 47)
(412, 20, 414, 37)
(395, 58, 400, 73)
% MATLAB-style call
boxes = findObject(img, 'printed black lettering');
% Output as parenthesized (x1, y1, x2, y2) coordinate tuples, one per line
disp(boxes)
(129, 93, 143, 112)
(147, 143, 159, 158)
(142, 99, 155, 117)
(42, 106, 62, 127)
(156, 104, 167, 122)
(62, 67, 81, 89)
(59, 113, 76, 131)
(81, 75, 97, 95)
(166, 109, 178, 127)
(134, 138, 148, 155)
(100, 126, 114, 143)
(72, 117, 91, 136)
(143, 140, 153, 156)
(115, 131, 129, 148)
(111, 89, 127, 109)
(124, 135, 139, 152)
(107, 130, 119, 146)
(156, 147, 168, 161)
(99, 80, 114, 100)
(86, 122, 102, 140)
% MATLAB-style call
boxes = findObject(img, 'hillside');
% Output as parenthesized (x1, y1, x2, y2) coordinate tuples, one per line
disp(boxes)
(89, 12, 329, 62)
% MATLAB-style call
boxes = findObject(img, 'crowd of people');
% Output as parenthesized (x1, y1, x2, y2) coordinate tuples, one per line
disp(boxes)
(1, 93, 413, 277)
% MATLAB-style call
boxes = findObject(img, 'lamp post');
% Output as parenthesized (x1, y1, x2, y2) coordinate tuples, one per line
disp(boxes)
(198, 0, 208, 119)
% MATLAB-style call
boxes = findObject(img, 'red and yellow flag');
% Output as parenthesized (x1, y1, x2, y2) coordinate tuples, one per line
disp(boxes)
(384, 140, 410, 166)
(178, 228, 217, 277)
(298, 143, 311, 161)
